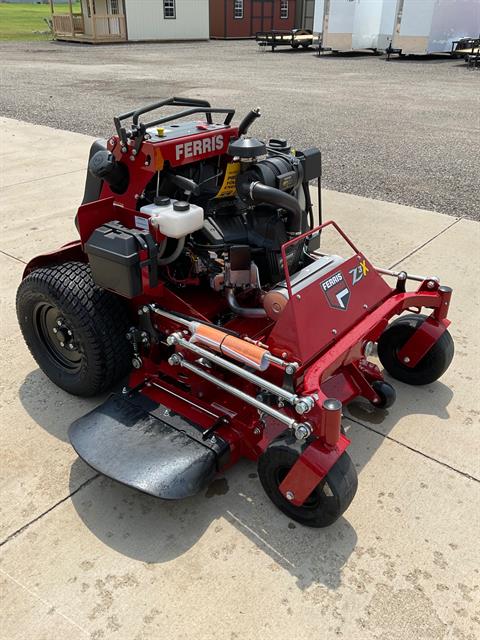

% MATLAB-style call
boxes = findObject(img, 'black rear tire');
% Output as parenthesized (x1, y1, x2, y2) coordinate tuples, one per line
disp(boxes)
(377, 314, 454, 386)
(17, 261, 132, 397)
(258, 436, 358, 527)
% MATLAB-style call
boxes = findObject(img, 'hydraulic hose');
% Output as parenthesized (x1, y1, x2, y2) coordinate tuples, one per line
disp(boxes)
(226, 288, 267, 318)
(157, 236, 185, 266)
(247, 181, 303, 236)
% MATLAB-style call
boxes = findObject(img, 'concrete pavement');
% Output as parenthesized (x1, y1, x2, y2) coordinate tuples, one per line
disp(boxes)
(0, 118, 479, 640)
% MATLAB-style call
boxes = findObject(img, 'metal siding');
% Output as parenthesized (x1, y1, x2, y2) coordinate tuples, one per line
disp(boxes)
(328, 0, 356, 34)
(352, 0, 397, 50)
(303, 0, 315, 29)
(394, 0, 480, 53)
(313, 0, 325, 33)
(209, 0, 226, 38)
(315, 0, 397, 49)
(125, 0, 210, 40)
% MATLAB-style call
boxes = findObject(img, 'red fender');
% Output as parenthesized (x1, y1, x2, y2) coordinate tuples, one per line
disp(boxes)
(278, 434, 350, 506)
(23, 241, 86, 278)
(398, 315, 451, 368)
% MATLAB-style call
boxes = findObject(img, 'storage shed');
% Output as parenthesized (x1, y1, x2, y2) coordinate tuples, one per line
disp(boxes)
(50, 0, 210, 43)
(209, 0, 298, 38)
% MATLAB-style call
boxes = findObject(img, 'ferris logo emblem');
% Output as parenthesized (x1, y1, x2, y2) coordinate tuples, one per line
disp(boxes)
(175, 135, 224, 161)
(321, 271, 351, 311)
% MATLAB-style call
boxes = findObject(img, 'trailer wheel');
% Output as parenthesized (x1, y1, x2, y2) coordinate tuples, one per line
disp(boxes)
(291, 42, 300, 49)
(258, 437, 358, 527)
(377, 314, 454, 386)
(17, 261, 132, 397)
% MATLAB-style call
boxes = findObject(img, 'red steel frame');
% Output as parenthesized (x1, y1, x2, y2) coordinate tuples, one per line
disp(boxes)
(23, 191, 453, 509)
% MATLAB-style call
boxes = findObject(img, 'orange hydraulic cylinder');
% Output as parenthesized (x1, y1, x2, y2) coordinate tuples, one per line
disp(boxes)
(191, 323, 270, 371)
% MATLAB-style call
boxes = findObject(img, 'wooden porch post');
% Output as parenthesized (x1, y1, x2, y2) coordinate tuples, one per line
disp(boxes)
(68, 0, 73, 35)
(88, 0, 97, 40)
(49, 0, 55, 38)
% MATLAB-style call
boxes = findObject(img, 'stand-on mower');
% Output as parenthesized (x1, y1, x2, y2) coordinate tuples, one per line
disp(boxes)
(17, 98, 454, 527)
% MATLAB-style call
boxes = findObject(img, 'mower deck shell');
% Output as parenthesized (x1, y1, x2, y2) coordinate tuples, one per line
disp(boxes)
(69, 393, 228, 499)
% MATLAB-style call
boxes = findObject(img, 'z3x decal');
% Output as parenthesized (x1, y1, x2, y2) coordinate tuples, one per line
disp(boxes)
(349, 259, 369, 286)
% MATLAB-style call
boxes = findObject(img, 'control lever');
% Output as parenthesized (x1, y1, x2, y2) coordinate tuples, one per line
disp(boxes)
(168, 173, 200, 196)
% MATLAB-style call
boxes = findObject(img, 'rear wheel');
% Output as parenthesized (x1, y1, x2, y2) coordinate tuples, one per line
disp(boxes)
(377, 314, 454, 385)
(17, 261, 132, 396)
(258, 436, 358, 527)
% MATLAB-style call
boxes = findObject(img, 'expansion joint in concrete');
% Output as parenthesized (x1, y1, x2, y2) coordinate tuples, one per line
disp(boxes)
(389, 217, 461, 269)
(348, 416, 480, 484)
(0, 473, 100, 549)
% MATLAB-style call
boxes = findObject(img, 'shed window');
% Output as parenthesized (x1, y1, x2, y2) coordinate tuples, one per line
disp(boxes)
(234, 0, 244, 20)
(280, 0, 288, 19)
(108, 0, 119, 14)
(164, 0, 176, 19)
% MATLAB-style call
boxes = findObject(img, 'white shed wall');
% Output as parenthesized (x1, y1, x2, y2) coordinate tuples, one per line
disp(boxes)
(125, 0, 209, 41)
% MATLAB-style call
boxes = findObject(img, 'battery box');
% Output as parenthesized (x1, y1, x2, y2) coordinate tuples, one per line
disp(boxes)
(85, 221, 158, 298)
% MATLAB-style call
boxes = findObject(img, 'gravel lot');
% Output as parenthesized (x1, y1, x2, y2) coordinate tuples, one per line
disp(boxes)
(1, 40, 478, 218)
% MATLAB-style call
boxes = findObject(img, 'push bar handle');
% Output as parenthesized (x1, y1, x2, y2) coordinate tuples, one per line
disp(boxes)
(132, 97, 212, 125)
(113, 98, 235, 143)
(115, 97, 211, 127)
(144, 106, 235, 130)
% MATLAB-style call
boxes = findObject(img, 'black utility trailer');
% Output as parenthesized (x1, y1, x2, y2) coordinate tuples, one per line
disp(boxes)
(256, 29, 315, 52)
(451, 37, 480, 68)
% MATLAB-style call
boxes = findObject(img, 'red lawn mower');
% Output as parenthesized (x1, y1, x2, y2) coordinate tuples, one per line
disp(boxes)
(17, 98, 454, 527)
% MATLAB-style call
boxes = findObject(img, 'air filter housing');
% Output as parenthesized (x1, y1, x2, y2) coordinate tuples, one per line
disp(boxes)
(228, 137, 266, 160)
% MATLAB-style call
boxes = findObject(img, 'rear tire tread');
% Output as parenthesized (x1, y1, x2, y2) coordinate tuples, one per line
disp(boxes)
(17, 261, 131, 396)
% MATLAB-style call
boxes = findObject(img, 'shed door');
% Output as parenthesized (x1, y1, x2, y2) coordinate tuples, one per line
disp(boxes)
(252, 0, 275, 34)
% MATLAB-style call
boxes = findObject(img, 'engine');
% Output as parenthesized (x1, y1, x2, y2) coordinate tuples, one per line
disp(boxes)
(82, 100, 322, 319)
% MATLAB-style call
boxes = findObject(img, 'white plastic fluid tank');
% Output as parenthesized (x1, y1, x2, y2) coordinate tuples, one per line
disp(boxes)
(140, 198, 204, 239)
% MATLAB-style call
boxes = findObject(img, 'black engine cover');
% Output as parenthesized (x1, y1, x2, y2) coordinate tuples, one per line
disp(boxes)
(194, 204, 302, 286)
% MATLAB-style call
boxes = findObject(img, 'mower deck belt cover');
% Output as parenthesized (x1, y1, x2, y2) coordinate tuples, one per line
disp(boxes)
(69, 393, 228, 499)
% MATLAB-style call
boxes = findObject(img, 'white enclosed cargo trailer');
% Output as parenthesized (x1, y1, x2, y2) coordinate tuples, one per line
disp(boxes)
(390, 0, 480, 55)
(313, 0, 397, 52)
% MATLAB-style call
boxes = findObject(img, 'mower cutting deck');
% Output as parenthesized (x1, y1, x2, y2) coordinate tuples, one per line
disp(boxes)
(17, 97, 454, 527)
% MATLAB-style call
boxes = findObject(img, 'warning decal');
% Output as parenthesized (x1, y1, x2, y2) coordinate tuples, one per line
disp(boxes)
(215, 162, 240, 198)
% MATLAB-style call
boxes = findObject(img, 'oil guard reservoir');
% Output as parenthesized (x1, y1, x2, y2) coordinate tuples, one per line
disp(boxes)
(140, 198, 204, 239)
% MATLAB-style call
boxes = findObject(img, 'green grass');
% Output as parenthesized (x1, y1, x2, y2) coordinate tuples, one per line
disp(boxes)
(0, 2, 81, 41)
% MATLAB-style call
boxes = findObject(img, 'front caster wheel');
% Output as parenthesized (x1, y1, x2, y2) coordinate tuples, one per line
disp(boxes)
(371, 380, 396, 408)
(377, 314, 454, 386)
(258, 437, 358, 527)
